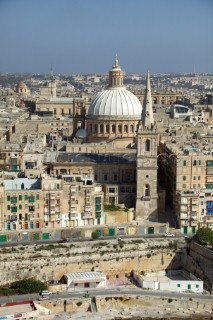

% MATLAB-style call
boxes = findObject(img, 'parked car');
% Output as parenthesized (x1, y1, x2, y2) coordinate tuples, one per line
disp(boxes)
(38, 296, 50, 301)
(40, 290, 52, 296)
(164, 232, 175, 237)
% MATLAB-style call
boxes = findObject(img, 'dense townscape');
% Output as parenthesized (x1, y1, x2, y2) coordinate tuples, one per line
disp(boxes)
(0, 57, 212, 320)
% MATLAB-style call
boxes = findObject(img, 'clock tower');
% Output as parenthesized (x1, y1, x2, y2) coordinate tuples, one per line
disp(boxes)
(135, 72, 158, 221)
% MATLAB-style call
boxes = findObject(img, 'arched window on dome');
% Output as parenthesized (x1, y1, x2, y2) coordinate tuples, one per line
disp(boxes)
(145, 139, 150, 151)
(130, 125, 134, 133)
(100, 124, 103, 134)
(112, 125, 116, 133)
(118, 125, 122, 133)
(124, 125, 128, 133)
(144, 184, 150, 197)
(106, 125, 110, 134)
(94, 124, 98, 133)
(89, 124, 92, 133)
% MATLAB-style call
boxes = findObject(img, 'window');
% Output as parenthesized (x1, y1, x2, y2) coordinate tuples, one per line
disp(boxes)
(198, 176, 200, 180)
(193, 176, 196, 180)
(198, 160, 201, 165)
(145, 184, 150, 196)
(130, 125, 134, 133)
(36, 194, 39, 200)
(193, 160, 197, 166)
(19, 195, 22, 201)
(11, 197, 17, 204)
(124, 125, 128, 133)
(94, 124, 98, 133)
(21, 183, 24, 190)
(19, 204, 22, 210)
(104, 174, 108, 181)
(196, 284, 199, 288)
(112, 125, 116, 133)
(28, 196, 35, 203)
(109, 188, 115, 193)
(183, 160, 186, 166)
(183, 184, 186, 188)
(177, 284, 181, 288)
(114, 174, 118, 182)
(118, 125, 122, 133)
(145, 139, 150, 151)
(100, 124, 103, 133)
(25, 195, 28, 201)
(7, 195, 11, 201)
(183, 176, 186, 181)
(7, 205, 10, 210)
(106, 125, 109, 133)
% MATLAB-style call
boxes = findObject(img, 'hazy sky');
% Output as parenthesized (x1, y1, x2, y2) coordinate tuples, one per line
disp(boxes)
(0, 0, 213, 74)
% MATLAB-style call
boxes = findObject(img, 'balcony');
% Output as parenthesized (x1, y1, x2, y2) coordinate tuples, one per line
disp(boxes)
(82, 212, 93, 219)
(180, 205, 188, 212)
(190, 220, 197, 227)
(69, 213, 79, 220)
(180, 213, 188, 219)
(180, 220, 189, 226)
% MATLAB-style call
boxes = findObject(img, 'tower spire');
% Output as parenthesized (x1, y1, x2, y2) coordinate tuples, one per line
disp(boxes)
(142, 71, 154, 129)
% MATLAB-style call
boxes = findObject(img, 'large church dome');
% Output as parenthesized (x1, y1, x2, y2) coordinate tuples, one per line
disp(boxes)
(87, 55, 142, 119)
(88, 87, 142, 118)
(86, 55, 143, 147)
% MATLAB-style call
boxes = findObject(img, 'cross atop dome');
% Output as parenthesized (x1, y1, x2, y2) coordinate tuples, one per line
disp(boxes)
(113, 54, 120, 69)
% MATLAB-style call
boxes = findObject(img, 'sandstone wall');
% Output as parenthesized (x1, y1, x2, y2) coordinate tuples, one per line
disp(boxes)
(181, 241, 213, 292)
(0, 238, 182, 286)
(37, 295, 213, 317)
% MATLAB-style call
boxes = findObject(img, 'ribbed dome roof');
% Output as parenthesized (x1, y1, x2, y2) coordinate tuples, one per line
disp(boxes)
(87, 87, 142, 118)
(16, 81, 27, 89)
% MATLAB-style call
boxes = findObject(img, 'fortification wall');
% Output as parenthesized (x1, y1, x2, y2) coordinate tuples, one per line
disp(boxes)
(0, 238, 182, 286)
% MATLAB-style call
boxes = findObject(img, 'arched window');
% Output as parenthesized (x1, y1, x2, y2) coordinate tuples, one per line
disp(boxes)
(100, 124, 103, 134)
(124, 125, 128, 133)
(130, 125, 134, 133)
(89, 124, 92, 133)
(112, 125, 116, 133)
(106, 125, 110, 134)
(21, 183, 24, 190)
(145, 184, 150, 197)
(94, 124, 98, 133)
(145, 139, 150, 151)
(118, 125, 122, 133)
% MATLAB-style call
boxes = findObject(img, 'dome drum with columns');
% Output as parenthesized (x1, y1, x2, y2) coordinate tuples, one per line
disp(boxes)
(86, 56, 142, 147)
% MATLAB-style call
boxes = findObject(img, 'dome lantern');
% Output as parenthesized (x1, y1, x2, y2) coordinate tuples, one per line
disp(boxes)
(109, 54, 124, 88)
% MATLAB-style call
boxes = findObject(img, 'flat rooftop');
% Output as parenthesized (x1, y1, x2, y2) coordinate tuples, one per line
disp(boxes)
(140, 270, 202, 283)
(0, 300, 35, 316)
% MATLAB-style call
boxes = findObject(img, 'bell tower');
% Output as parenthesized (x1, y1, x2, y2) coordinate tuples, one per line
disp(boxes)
(136, 72, 158, 221)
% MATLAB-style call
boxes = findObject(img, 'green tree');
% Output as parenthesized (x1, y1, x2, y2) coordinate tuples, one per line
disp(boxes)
(91, 231, 100, 240)
(194, 227, 213, 248)
(10, 278, 47, 294)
